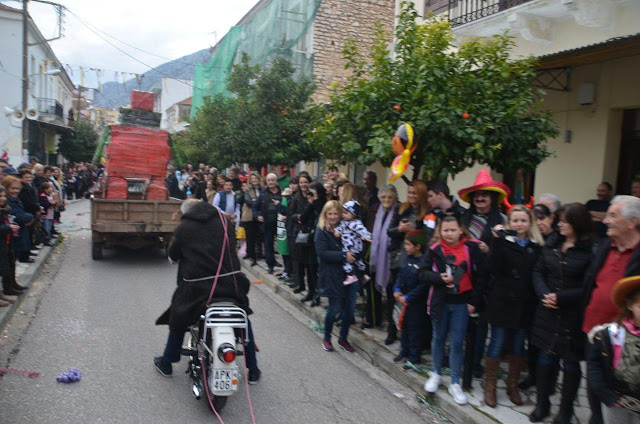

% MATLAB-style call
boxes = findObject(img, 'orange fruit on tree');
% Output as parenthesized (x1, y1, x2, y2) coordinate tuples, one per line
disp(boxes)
(393, 105, 402, 111)
(462, 112, 470, 119)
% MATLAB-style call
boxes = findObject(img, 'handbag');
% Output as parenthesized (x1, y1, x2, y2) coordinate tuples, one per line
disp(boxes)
(295, 228, 314, 246)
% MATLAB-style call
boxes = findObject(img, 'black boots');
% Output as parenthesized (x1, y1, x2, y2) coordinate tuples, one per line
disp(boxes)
(552, 371, 581, 424)
(529, 364, 553, 422)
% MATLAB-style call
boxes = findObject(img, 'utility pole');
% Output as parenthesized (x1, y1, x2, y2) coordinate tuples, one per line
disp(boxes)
(22, 0, 29, 153)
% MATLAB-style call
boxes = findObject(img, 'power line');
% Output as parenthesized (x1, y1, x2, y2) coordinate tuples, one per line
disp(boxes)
(65, 9, 218, 98)
(63, 9, 199, 67)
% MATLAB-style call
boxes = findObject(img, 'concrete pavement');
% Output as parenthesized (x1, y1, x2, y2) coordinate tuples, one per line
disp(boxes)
(0, 199, 437, 423)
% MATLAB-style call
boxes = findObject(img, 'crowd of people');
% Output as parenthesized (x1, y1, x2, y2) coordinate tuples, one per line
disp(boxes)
(0, 157, 77, 307)
(164, 162, 639, 423)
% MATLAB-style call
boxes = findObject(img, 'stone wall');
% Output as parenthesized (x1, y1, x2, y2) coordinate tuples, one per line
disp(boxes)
(312, 0, 396, 103)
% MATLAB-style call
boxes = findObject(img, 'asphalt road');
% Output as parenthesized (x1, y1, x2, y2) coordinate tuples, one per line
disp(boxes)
(0, 199, 431, 424)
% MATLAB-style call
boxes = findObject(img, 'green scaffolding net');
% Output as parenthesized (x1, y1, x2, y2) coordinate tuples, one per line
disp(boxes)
(191, 0, 322, 118)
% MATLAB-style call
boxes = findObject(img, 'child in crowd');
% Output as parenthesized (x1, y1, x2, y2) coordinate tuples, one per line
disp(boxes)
(422, 215, 487, 405)
(334, 200, 371, 285)
(483, 205, 542, 408)
(39, 182, 55, 247)
(587, 276, 640, 424)
(393, 230, 428, 370)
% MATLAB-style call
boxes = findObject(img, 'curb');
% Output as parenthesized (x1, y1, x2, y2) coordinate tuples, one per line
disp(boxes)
(0, 237, 62, 332)
(242, 259, 501, 424)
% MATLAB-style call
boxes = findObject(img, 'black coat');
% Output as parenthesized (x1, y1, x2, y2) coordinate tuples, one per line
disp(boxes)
(7, 196, 33, 254)
(420, 240, 488, 322)
(581, 237, 640, 319)
(156, 202, 251, 332)
(586, 325, 621, 406)
(0, 210, 13, 276)
(165, 174, 182, 199)
(387, 205, 423, 270)
(253, 187, 284, 224)
(18, 182, 39, 215)
(294, 198, 322, 265)
(531, 237, 593, 360)
(315, 227, 346, 299)
(485, 236, 540, 329)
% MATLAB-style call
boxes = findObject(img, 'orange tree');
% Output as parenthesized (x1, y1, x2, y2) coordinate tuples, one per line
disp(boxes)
(311, 1, 558, 182)
(174, 53, 318, 168)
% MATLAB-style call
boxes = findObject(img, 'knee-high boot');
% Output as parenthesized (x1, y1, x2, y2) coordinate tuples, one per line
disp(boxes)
(507, 355, 525, 406)
(484, 357, 501, 408)
(529, 364, 553, 422)
(552, 370, 581, 424)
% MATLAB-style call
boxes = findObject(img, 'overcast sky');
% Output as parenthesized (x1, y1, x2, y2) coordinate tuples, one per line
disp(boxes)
(1, 0, 258, 87)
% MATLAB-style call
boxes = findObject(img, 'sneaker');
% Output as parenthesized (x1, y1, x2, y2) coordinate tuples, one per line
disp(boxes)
(153, 356, 172, 377)
(402, 363, 414, 371)
(343, 275, 358, 286)
(448, 383, 468, 405)
(424, 372, 441, 393)
(337, 339, 355, 353)
(322, 338, 334, 352)
(248, 368, 261, 385)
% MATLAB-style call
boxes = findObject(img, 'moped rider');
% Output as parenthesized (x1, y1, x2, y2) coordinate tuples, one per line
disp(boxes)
(154, 199, 261, 384)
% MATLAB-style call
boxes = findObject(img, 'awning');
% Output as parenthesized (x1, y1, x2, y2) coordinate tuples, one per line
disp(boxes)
(536, 33, 640, 70)
(30, 119, 74, 135)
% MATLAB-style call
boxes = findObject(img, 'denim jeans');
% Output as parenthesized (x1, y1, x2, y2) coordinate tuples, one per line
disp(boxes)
(262, 222, 277, 269)
(538, 350, 580, 375)
(431, 303, 470, 384)
(162, 320, 258, 372)
(486, 325, 526, 358)
(324, 282, 358, 341)
(43, 218, 53, 240)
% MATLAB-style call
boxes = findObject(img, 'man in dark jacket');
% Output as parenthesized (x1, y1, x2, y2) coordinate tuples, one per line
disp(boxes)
(254, 173, 284, 274)
(165, 166, 183, 199)
(426, 180, 467, 239)
(581, 195, 640, 424)
(154, 199, 261, 383)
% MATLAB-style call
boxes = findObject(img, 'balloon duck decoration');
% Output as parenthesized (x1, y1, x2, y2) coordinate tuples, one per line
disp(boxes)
(388, 123, 417, 183)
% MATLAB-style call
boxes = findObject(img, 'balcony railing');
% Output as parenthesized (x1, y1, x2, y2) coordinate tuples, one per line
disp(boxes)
(38, 98, 64, 121)
(447, 0, 534, 27)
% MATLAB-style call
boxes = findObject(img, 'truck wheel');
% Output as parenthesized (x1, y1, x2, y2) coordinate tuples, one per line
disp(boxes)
(92, 242, 104, 260)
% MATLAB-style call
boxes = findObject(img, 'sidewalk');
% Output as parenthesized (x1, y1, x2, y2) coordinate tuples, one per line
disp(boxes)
(0, 236, 61, 332)
(242, 258, 591, 424)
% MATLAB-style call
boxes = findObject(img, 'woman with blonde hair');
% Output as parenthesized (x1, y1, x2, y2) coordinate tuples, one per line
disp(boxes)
(483, 204, 542, 408)
(315, 200, 358, 353)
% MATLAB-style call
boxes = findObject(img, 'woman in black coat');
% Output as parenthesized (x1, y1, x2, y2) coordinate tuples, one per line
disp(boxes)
(0, 186, 23, 302)
(316, 199, 358, 353)
(5, 176, 35, 264)
(385, 180, 429, 344)
(483, 205, 543, 408)
(297, 182, 326, 305)
(529, 203, 594, 424)
(287, 175, 311, 291)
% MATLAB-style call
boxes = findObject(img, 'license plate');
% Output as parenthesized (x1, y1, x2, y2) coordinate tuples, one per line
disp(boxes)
(210, 369, 239, 392)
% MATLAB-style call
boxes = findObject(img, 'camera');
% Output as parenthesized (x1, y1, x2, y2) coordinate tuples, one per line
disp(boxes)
(497, 228, 518, 238)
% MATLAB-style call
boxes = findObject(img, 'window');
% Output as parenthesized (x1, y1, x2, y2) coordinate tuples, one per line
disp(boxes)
(425, 0, 451, 14)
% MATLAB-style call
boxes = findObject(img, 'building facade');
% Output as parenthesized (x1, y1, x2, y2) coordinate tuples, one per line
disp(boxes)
(0, 3, 74, 166)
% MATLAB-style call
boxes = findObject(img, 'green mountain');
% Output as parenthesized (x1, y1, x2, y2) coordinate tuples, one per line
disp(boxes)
(93, 48, 210, 108)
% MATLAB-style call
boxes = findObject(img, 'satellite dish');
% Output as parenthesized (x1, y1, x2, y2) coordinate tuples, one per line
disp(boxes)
(26, 108, 39, 120)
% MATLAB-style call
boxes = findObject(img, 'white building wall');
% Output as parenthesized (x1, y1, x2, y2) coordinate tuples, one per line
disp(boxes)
(1, 6, 71, 165)
(159, 78, 192, 130)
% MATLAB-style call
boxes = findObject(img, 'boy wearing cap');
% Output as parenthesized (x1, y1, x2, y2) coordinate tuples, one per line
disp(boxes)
(334, 200, 372, 285)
